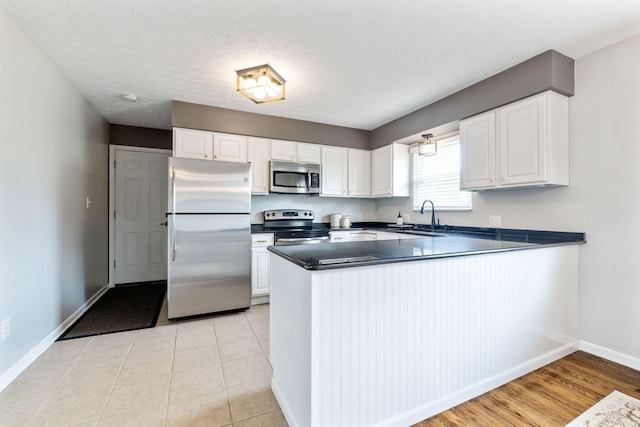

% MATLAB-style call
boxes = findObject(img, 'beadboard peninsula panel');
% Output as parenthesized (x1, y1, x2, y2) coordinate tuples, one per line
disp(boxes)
(270, 245, 579, 427)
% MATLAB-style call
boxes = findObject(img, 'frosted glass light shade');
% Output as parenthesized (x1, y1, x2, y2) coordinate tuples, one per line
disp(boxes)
(236, 64, 286, 104)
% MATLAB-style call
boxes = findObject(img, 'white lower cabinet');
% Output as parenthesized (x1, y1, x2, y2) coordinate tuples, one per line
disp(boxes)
(251, 233, 274, 296)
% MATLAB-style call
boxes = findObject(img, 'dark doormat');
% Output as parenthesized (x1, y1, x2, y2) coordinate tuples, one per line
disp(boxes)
(58, 281, 166, 341)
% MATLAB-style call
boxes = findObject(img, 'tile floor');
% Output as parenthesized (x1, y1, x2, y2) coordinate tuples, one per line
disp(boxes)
(0, 301, 288, 426)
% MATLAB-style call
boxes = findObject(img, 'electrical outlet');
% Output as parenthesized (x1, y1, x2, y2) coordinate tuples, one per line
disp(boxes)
(1, 318, 10, 341)
(86, 197, 92, 209)
(489, 216, 502, 227)
(354, 213, 363, 221)
(404, 213, 411, 223)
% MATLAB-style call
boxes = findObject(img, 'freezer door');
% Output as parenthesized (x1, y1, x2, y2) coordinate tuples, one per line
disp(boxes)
(168, 214, 251, 319)
(168, 157, 251, 214)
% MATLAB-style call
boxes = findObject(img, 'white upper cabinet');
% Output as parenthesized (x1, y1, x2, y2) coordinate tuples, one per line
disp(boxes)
(371, 143, 410, 197)
(270, 140, 297, 161)
(213, 133, 248, 163)
(460, 111, 496, 190)
(348, 148, 371, 197)
(173, 128, 248, 164)
(173, 128, 214, 160)
(297, 142, 322, 163)
(321, 146, 348, 196)
(247, 137, 271, 195)
(460, 90, 569, 191)
(271, 140, 322, 163)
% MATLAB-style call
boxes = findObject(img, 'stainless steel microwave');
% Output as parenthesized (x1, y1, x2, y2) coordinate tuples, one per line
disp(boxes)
(270, 160, 321, 194)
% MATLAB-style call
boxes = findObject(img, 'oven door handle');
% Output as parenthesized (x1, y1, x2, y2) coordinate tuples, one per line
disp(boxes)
(276, 236, 330, 243)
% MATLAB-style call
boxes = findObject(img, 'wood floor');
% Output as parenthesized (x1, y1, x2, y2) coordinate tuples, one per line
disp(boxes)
(415, 351, 640, 426)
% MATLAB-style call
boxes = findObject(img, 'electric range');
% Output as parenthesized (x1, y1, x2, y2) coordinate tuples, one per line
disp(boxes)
(263, 209, 330, 245)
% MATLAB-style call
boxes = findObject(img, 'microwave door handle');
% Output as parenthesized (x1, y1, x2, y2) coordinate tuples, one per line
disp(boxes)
(307, 171, 312, 191)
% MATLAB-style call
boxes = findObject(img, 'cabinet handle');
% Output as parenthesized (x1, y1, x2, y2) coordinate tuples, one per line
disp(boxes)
(256, 240, 267, 243)
(204, 154, 208, 158)
(500, 177, 504, 182)
(214, 154, 217, 159)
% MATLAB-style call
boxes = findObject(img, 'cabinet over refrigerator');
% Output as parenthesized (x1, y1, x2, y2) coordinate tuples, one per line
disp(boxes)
(167, 157, 251, 319)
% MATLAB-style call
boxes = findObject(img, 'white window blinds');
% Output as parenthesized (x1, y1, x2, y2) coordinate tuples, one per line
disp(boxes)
(412, 138, 472, 211)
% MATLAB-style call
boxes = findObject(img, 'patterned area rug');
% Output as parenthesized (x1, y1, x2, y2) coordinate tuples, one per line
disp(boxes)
(566, 390, 640, 426)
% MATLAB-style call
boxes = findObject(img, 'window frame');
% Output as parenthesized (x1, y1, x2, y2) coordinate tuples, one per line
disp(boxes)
(411, 135, 473, 212)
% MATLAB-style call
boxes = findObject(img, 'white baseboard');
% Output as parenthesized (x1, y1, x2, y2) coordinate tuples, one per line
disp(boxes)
(380, 343, 579, 427)
(0, 284, 110, 392)
(272, 377, 301, 427)
(251, 295, 270, 305)
(580, 340, 640, 371)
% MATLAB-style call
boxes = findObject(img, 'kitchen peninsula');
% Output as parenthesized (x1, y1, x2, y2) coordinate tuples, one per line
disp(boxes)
(268, 228, 585, 427)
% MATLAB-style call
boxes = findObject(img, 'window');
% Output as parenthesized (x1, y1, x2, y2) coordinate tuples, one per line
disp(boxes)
(412, 136, 472, 211)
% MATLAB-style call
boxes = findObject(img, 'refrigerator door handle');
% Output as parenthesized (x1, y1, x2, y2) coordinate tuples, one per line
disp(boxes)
(171, 166, 177, 262)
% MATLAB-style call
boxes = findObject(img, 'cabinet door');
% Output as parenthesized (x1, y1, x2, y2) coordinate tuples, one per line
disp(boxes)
(348, 149, 371, 197)
(173, 128, 214, 160)
(270, 140, 297, 161)
(297, 142, 321, 163)
(460, 111, 496, 190)
(251, 248, 270, 296)
(213, 133, 248, 163)
(248, 137, 271, 194)
(321, 146, 348, 196)
(371, 145, 392, 196)
(498, 94, 547, 186)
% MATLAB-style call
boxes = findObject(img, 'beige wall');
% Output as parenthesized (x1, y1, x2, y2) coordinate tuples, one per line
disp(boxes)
(0, 8, 109, 380)
(377, 33, 640, 364)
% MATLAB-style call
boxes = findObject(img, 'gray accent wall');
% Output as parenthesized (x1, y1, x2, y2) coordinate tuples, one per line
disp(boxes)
(172, 101, 370, 149)
(110, 124, 172, 150)
(0, 8, 109, 383)
(370, 50, 574, 148)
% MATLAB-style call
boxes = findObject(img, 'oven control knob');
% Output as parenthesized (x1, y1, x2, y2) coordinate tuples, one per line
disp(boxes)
(265, 212, 271, 217)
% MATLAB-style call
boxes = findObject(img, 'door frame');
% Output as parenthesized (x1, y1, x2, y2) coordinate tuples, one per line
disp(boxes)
(108, 145, 172, 287)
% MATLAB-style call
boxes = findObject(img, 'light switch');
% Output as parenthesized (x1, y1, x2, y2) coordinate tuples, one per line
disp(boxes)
(86, 197, 91, 209)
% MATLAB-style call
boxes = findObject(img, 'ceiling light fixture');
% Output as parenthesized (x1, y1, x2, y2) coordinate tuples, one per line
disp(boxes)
(236, 64, 285, 104)
(419, 133, 437, 156)
(122, 93, 138, 102)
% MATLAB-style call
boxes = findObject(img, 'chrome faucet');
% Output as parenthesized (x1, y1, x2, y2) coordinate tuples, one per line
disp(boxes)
(420, 199, 437, 231)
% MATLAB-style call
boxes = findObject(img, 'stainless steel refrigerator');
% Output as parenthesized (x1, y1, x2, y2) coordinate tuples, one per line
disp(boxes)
(167, 157, 251, 319)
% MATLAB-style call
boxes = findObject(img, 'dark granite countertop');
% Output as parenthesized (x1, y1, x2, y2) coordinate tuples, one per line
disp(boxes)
(266, 225, 586, 270)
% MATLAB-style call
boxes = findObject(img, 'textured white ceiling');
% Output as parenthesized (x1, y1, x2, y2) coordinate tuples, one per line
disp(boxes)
(2, 0, 640, 131)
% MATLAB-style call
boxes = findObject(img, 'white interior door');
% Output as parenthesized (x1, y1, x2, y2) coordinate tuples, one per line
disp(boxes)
(114, 149, 169, 284)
